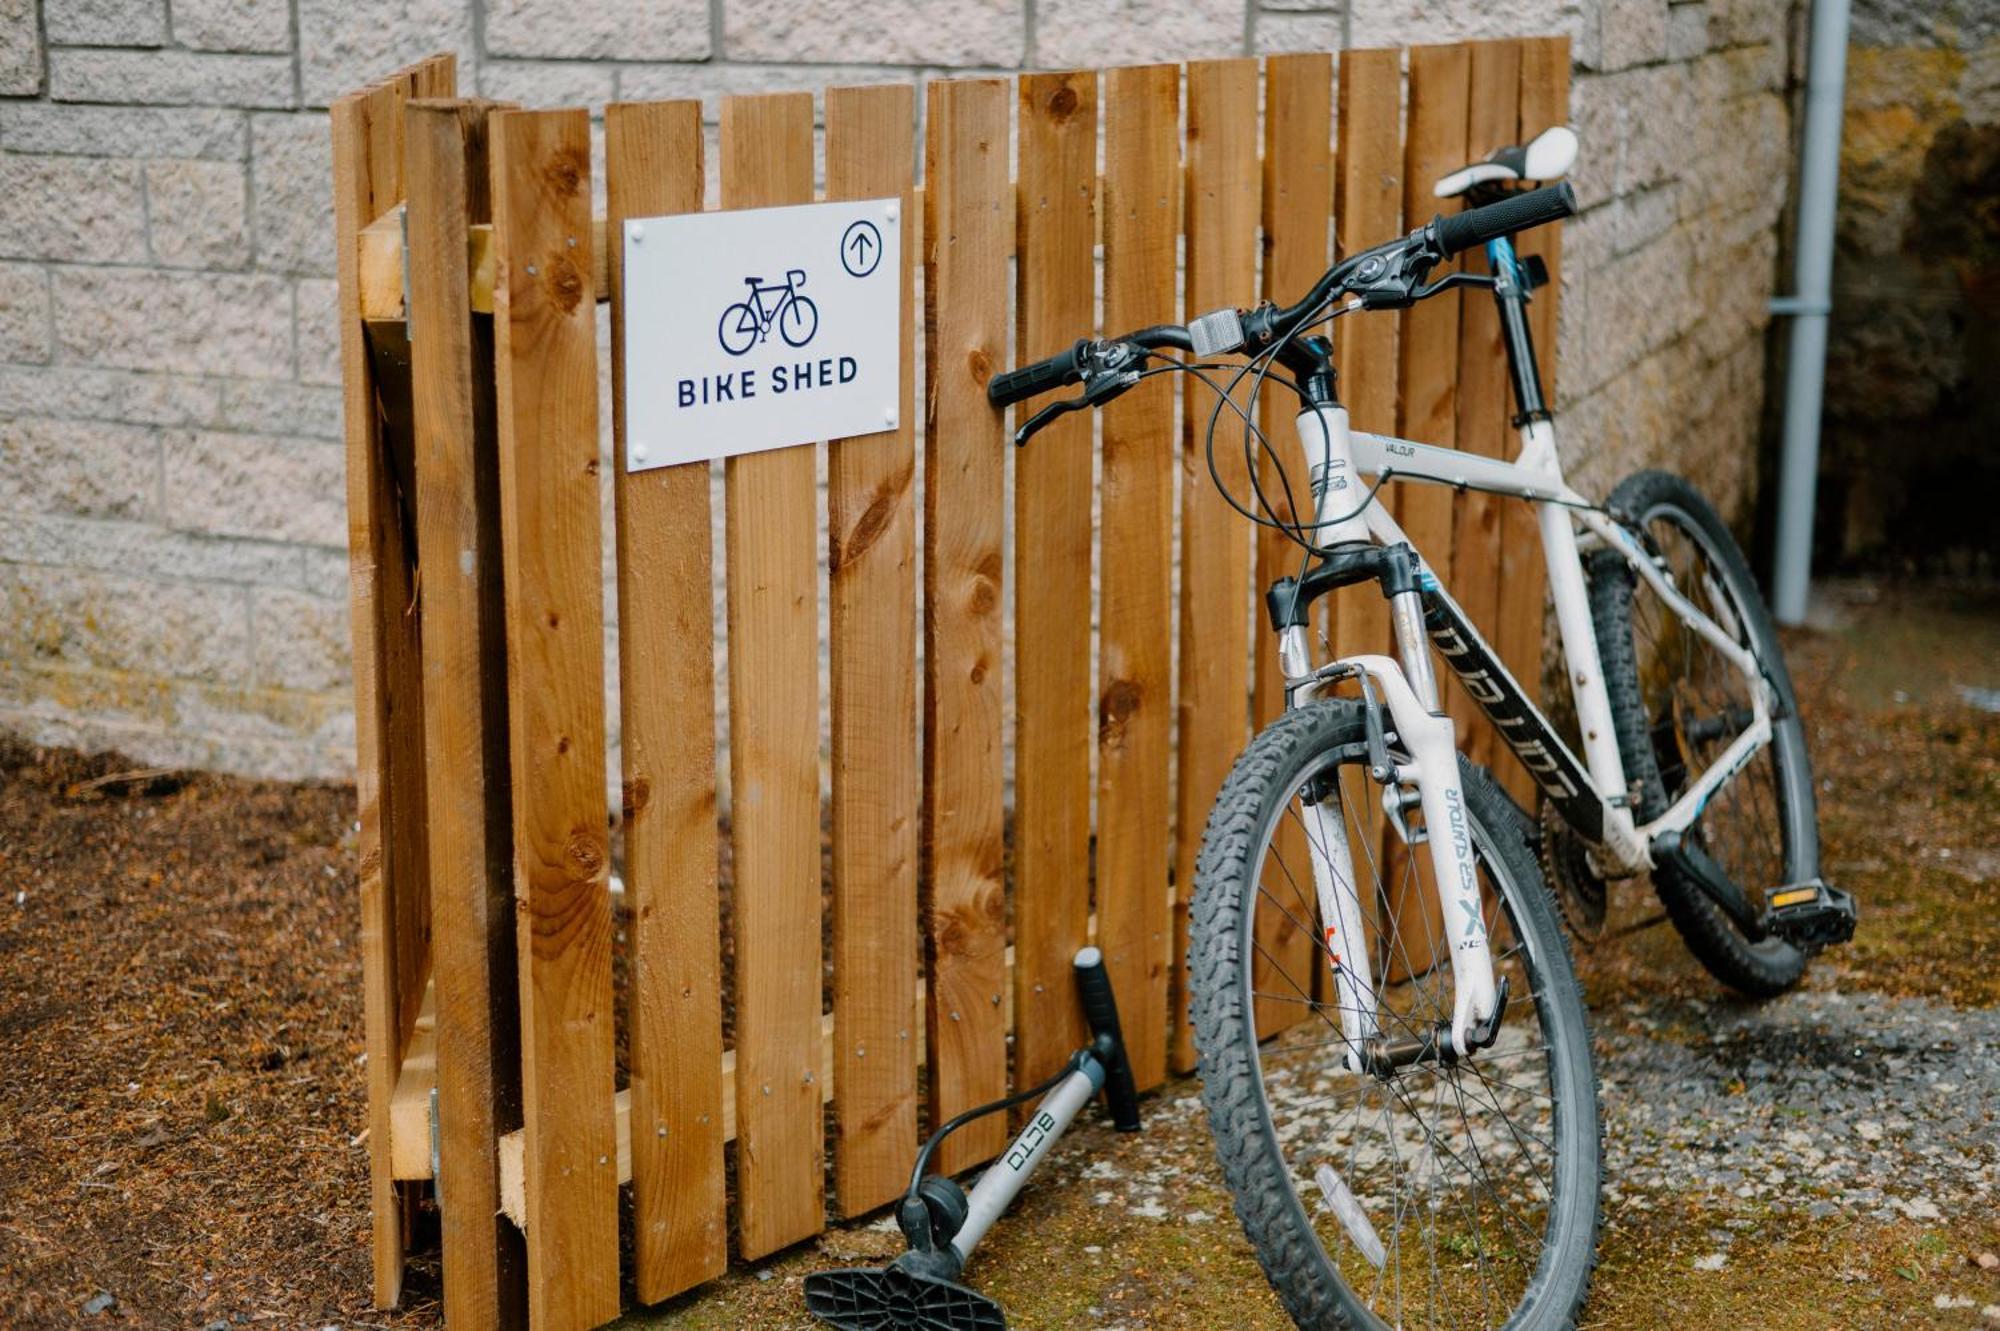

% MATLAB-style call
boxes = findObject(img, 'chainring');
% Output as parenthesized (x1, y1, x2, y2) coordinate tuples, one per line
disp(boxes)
(1540, 799, 1608, 941)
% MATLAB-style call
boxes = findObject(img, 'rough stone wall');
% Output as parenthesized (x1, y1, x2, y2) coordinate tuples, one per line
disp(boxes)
(1818, 0, 1997, 573)
(0, 0, 1799, 779)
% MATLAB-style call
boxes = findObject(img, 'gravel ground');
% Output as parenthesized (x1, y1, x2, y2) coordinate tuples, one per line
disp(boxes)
(1599, 987, 1999, 1239)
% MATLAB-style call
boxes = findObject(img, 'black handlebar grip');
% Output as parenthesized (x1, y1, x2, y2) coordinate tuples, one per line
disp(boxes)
(1434, 181, 1577, 258)
(1073, 946, 1142, 1133)
(986, 339, 1087, 408)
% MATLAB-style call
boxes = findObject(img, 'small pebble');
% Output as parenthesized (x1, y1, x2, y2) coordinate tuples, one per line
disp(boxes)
(82, 1292, 115, 1316)
(1693, 1253, 1727, 1271)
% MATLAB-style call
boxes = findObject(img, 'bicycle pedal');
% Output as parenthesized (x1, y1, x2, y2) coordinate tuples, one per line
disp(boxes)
(1759, 879, 1857, 949)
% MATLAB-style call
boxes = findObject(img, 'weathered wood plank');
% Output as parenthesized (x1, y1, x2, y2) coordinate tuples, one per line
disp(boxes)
(1097, 61, 1179, 1094)
(824, 81, 921, 1218)
(1494, 36, 1572, 808)
(922, 76, 1012, 1173)
(718, 90, 827, 1259)
(488, 105, 619, 1331)
(1451, 40, 1524, 772)
(1011, 68, 1097, 1093)
(1253, 51, 1334, 1036)
(1334, 46, 1404, 661)
(1172, 57, 1259, 1075)
(331, 56, 446, 1308)
(604, 97, 728, 1302)
(1385, 42, 1475, 985)
(405, 94, 524, 1330)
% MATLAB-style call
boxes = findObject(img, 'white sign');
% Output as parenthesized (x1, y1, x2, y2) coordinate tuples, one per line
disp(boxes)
(621, 197, 902, 471)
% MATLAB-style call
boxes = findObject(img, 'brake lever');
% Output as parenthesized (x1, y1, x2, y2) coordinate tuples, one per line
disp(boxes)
(1404, 269, 1497, 303)
(1013, 352, 1143, 446)
(1014, 394, 1089, 446)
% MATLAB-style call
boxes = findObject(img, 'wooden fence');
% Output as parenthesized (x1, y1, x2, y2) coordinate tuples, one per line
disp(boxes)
(334, 38, 1569, 1330)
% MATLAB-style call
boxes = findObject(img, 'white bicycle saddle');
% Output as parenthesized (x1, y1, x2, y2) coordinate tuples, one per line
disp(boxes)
(1433, 125, 1579, 198)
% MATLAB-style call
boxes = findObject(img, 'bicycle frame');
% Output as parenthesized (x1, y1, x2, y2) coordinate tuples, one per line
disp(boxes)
(1278, 235, 1777, 1058)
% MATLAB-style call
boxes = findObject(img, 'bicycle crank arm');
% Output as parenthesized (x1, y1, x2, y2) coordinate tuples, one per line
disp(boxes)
(1650, 830, 1762, 936)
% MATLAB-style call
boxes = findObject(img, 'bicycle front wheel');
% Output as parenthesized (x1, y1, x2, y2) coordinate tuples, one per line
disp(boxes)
(1191, 702, 1601, 1331)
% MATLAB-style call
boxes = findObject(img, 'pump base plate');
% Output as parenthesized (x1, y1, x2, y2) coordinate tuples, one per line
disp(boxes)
(805, 1264, 1007, 1331)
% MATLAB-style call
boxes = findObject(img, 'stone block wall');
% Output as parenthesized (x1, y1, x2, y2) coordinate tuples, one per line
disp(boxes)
(1817, 0, 1997, 574)
(0, 0, 1801, 779)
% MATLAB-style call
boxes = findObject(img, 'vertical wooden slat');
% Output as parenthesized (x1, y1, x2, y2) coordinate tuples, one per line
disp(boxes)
(1494, 37, 1572, 808)
(824, 82, 921, 1217)
(1011, 69, 1098, 1092)
(718, 91, 826, 1257)
(331, 55, 450, 1308)
(1253, 52, 1333, 1037)
(407, 95, 525, 1330)
(1172, 57, 1260, 1075)
(1097, 62, 1179, 1094)
(923, 76, 1011, 1173)
(1387, 42, 1474, 985)
(1333, 46, 1404, 660)
(489, 106, 619, 1331)
(1397, 44, 1472, 585)
(1332, 46, 1408, 990)
(606, 98, 727, 1301)
(1451, 40, 1524, 771)
(330, 84, 404, 1314)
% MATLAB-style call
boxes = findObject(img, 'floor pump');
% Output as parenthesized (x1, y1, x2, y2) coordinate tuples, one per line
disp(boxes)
(804, 947, 1143, 1331)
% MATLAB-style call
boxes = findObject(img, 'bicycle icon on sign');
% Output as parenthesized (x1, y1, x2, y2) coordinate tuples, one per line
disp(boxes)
(717, 269, 819, 356)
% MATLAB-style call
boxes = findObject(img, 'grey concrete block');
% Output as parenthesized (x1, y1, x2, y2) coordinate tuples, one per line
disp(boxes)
(486, 0, 710, 61)
(0, 365, 222, 429)
(0, 514, 313, 590)
(54, 269, 295, 377)
(251, 585, 353, 692)
(44, 0, 167, 47)
(173, 0, 294, 53)
(49, 49, 297, 107)
(1253, 12, 1342, 54)
(147, 159, 252, 269)
(0, 0, 43, 95)
(0, 262, 51, 362)
(216, 378, 343, 440)
(0, 417, 164, 522)
(725, 0, 1025, 66)
(294, 278, 340, 386)
(163, 431, 347, 545)
(1036, 0, 1243, 65)
(0, 563, 251, 684)
(0, 156, 148, 264)
(0, 104, 247, 159)
(297, 0, 472, 107)
(478, 59, 618, 108)
(251, 112, 334, 275)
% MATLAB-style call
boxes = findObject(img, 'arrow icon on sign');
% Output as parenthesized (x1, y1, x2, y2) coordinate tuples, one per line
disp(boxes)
(840, 219, 883, 278)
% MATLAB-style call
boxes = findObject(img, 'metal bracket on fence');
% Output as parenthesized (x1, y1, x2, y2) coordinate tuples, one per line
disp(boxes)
(398, 204, 413, 335)
(428, 1084, 441, 1205)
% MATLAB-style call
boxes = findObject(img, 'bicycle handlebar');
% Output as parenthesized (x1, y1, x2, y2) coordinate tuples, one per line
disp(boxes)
(986, 339, 1086, 408)
(1434, 182, 1576, 258)
(987, 325, 1193, 408)
(988, 185, 1574, 415)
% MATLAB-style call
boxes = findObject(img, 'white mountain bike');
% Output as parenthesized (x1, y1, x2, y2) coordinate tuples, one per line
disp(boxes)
(988, 127, 1854, 1329)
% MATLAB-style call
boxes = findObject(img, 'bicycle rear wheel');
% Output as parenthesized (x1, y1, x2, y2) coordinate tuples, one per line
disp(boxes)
(1190, 702, 1601, 1330)
(1588, 469, 1819, 996)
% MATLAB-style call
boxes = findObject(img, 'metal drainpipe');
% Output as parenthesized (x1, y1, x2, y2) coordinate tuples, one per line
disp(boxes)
(1770, 0, 1852, 625)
